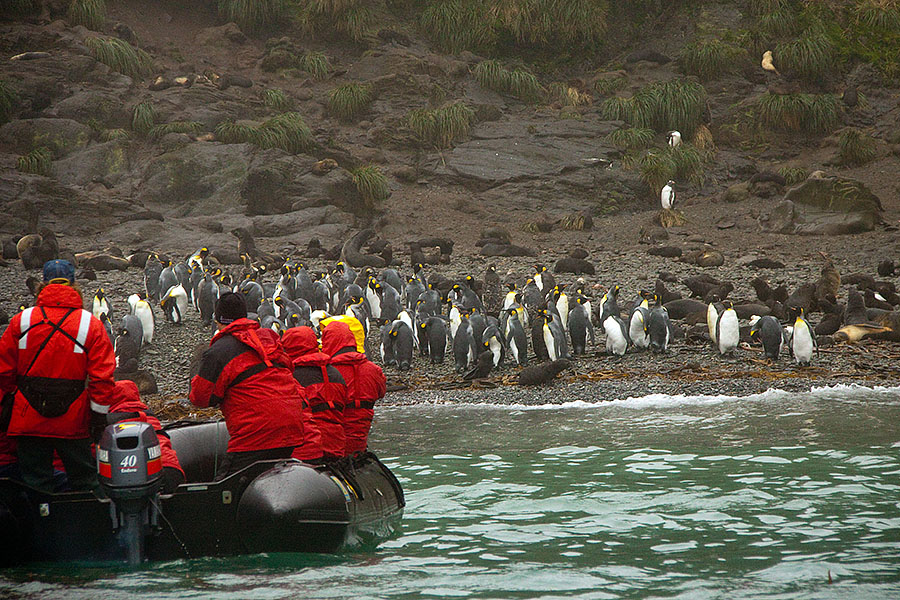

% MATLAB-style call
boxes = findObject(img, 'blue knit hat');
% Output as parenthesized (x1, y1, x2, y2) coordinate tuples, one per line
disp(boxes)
(42, 259, 75, 284)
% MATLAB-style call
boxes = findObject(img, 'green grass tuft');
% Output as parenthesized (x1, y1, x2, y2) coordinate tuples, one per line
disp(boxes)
(100, 128, 130, 141)
(327, 82, 374, 122)
(755, 92, 842, 133)
(1, 0, 37, 17)
(0, 80, 17, 125)
(352, 165, 390, 211)
(779, 166, 808, 186)
(16, 146, 52, 176)
(855, 0, 900, 30)
(548, 83, 591, 107)
(68, 0, 106, 30)
(599, 96, 634, 122)
(149, 121, 203, 140)
(297, 0, 372, 42)
(407, 101, 475, 149)
(749, 0, 788, 16)
(473, 60, 543, 103)
(593, 74, 627, 96)
(257, 112, 315, 153)
(131, 101, 155, 136)
(298, 51, 331, 79)
(775, 31, 835, 82)
(261, 88, 293, 111)
(606, 127, 654, 151)
(837, 128, 878, 166)
(217, 0, 285, 34)
(678, 38, 748, 80)
(628, 79, 708, 138)
(215, 120, 261, 145)
(638, 144, 705, 193)
(758, 7, 801, 38)
(420, 0, 495, 53)
(85, 37, 154, 80)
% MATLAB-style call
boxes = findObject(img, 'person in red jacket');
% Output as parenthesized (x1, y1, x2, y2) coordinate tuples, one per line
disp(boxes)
(321, 320, 386, 455)
(108, 380, 185, 492)
(0, 260, 115, 493)
(190, 292, 304, 480)
(282, 326, 348, 462)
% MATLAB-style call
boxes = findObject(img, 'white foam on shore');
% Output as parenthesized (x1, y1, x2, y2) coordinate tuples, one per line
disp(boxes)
(398, 384, 900, 412)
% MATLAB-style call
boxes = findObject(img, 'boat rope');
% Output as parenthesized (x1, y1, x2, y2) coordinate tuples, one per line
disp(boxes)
(150, 495, 192, 560)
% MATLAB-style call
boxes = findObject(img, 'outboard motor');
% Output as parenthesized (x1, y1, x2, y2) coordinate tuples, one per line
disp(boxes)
(97, 422, 163, 565)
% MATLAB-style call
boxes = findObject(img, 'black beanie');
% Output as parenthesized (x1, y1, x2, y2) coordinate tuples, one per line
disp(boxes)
(215, 292, 247, 324)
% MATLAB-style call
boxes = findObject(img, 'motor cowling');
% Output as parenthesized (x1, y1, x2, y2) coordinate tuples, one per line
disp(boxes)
(97, 422, 163, 565)
(98, 422, 163, 499)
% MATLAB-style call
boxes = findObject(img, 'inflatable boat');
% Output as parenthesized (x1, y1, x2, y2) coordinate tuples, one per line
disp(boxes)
(0, 421, 405, 566)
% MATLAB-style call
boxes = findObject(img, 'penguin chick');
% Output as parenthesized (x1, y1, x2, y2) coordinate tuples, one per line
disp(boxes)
(463, 350, 494, 381)
(517, 358, 571, 387)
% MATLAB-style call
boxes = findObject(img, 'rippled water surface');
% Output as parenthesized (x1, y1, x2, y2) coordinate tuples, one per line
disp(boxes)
(3, 385, 900, 599)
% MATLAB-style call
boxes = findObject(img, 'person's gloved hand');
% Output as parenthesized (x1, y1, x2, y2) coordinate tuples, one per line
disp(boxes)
(89, 410, 108, 442)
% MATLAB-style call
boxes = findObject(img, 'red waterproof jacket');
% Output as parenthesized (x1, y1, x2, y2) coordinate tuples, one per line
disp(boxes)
(282, 327, 348, 460)
(109, 381, 183, 477)
(321, 321, 386, 455)
(0, 284, 115, 439)
(190, 319, 304, 453)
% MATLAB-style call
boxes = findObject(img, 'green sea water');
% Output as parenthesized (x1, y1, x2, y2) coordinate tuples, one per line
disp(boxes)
(1, 384, 899, 599)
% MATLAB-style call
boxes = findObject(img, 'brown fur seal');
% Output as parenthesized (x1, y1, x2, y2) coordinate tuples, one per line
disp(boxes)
(16, 234, 43, 269)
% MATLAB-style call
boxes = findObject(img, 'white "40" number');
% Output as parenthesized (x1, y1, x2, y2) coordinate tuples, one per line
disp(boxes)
(120, 455, 137, 468)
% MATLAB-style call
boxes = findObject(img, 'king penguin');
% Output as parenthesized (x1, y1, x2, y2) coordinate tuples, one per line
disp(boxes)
(505, 307, 529, 367)
(161, 284, 188, 325)
(482, 324, 505, 367)
(541, 311, 568, 361)
(568, 296, 594, 356)
(132, 296, 155, 346)
(647, 305, 671, 353)
(603, 314, 629, 357)
(750, 315, 784, 360)
(92, 288, 110, 320)
(629, 294, 651, 351)
(791, 309, 817, 366)
(552, 286, 570, 334)
(715, 301, 740, 355)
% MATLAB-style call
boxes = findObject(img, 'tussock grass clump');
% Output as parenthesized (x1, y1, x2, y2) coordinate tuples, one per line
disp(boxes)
(749, 0, 788, 16)
(298, 51, 330, 79)
(17, 146, 52, 176)
(593, 75, 627, 96)
(755, 92, 841, 133)
(215, 120, 260, 145)
(86, 37, 154, 80)
(217, 0, 285, 34)
(758, 7, 801, 38)
(837, 128, 878, 166)
(258, 112, 315, 153)
(261, 88, 292, 111)
(639, 144, 704, 193)
(691, 124, 716, 153)
(149, 121, 202, 140)
(779, 166, 808, 186)
(599, 96, 634, 122)
(606, 127, 654, 151)
(775, 31, 835, 82)
(131, 101, 155, 136)
(491, 0, 607, 50)
(1, 0, 37, 17)
(630, 79, 708, 138)
(421, 0, 495, 53)
(678, 38, 747, 80)
(352, 165, 390, 211)
(549, 83, 591, 107)
(101, 128, 130, 141)
(0, 80, 17, 125)
(407, 101, 475, 149)
(327, 82, 373, 122)
(68, 0, 106, 30)
(473, 60, 543, 103)
(855, 0, 900, 30)
(297, 0, 372, 42)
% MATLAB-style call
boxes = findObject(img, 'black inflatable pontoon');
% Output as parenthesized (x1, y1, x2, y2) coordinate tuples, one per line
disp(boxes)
(0, 421, 404, 566)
